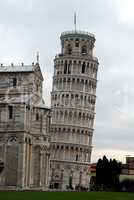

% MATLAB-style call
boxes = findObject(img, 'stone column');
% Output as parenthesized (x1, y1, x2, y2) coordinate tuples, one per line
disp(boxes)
(44, 152, 50, 189)
(24, 141, 27, 187)
(39, 150, 43, 187)
(28, 143, 32, 187)
(83, 80, 85, 92)
(79, 171, 82, 186)
(69, 146, 71, 160)
(26, 142, 30, 187)
(60, 169, 64, 189)
(17, 137, 25, 188)
(3, 142, 7, 185)
(63, 146, 65, 160)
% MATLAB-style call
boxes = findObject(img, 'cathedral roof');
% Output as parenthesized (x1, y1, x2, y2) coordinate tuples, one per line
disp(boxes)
(0, 63, 44, 80)
(0, 65, 33, 72)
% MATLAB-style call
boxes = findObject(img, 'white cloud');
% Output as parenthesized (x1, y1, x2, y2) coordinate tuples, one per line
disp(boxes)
(115, 0, 134, 23)
(92, 148, 134, 163)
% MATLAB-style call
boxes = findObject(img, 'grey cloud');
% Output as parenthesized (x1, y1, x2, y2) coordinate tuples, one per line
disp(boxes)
(0, 0, 134, 162)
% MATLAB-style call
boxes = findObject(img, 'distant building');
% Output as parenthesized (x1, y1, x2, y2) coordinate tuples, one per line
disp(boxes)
(0, 63, 50, 190)
(120, 156, 134, 182)
(50, 30, 99, 190)
(89, 163, 97, 190)
(90, 163, 97, 177)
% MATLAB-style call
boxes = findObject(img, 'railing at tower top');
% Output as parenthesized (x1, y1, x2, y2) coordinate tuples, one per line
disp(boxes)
(55, 54, 98, 62)
(61, 30, 95, 38)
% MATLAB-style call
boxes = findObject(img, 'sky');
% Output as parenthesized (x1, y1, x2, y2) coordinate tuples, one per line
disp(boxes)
(0, 0, 134, 163)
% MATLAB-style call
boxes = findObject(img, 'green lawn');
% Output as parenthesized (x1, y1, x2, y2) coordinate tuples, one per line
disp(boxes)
(0, 192, 134, 200)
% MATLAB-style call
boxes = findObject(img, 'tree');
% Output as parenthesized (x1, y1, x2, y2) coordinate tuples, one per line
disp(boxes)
(96, 156, 122, 191)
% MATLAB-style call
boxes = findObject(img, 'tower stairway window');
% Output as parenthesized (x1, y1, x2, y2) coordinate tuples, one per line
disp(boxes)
(81, 45, 87, 55)
(75, 39, 79, 47)
(67, 44, 72, 55)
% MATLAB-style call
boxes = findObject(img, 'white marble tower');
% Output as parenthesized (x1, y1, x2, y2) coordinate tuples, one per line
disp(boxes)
(50, 30, 99, 190)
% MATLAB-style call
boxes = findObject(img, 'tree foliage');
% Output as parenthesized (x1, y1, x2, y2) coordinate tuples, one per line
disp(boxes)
(96, 156, 122, 190)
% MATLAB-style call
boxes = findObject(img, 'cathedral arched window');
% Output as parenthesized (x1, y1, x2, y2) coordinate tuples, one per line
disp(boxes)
(40, 115, 43, 132)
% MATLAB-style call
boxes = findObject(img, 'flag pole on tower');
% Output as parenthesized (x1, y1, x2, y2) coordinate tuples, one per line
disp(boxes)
(74, 12, 76, 32)
(36, 51, 39, 64)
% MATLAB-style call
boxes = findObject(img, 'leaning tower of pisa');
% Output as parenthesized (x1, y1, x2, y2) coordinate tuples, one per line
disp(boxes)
(50, 30, 99, 190)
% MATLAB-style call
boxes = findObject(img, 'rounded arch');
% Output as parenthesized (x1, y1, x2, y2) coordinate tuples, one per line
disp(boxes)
(67, 44, 72, 55)
(81, 45, 87, 55)
(82, 62, 86, 73)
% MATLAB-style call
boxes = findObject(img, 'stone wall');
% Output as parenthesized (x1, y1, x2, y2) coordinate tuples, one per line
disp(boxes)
(0, 63, 50, 190)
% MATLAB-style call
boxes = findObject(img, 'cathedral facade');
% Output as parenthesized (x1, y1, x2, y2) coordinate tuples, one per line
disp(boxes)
(0, 63, 50, 190)
(50, 30, 99, 190)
